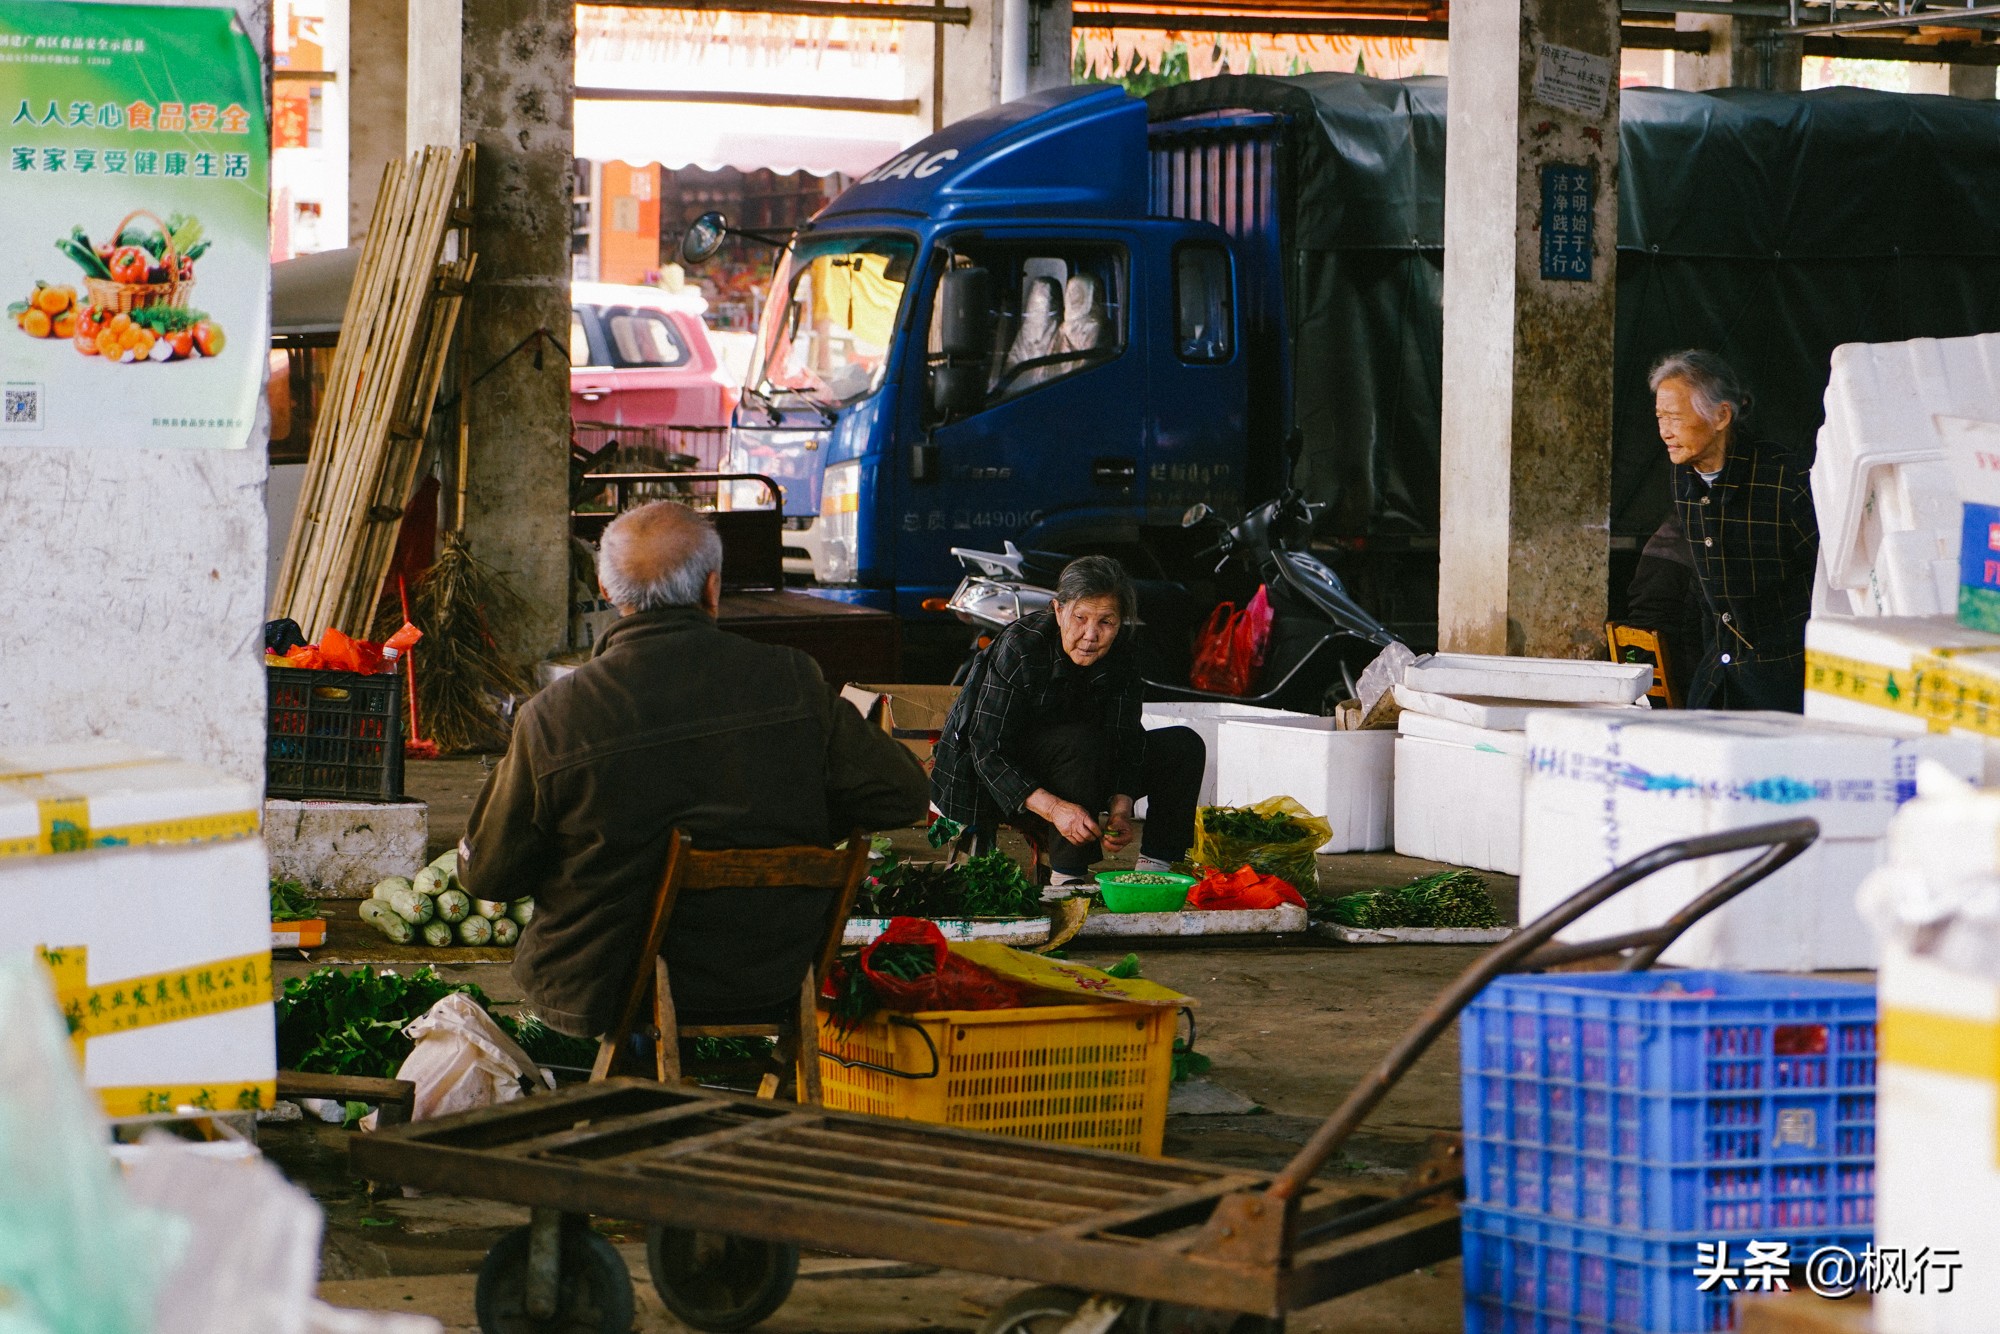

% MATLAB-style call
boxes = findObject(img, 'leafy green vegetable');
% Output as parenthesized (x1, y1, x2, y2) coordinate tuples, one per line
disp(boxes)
(856, 850, 1039, 919)
(1198, 806, 1309, 843)
(126, 304, 207, 334)
(1106, 953, 1142, 979)
(277, 965, 598, 1078)
(1317, 870, 1502, 930)
(269, 875, 320, 923)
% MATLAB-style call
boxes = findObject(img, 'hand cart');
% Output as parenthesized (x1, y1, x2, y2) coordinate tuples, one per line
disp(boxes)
(350, 818, 1818, 1334)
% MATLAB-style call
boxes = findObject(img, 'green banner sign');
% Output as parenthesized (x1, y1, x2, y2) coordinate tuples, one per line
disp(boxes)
(0, 2, 267, 449)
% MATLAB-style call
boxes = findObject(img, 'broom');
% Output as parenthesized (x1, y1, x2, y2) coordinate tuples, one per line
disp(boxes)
(380, 532, 531, 755)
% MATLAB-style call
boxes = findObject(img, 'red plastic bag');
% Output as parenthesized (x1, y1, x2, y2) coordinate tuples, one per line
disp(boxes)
(1187, 865, 1306, 911)
(856, 918, 1030, 1013)
(1188, 585, 1274, 695)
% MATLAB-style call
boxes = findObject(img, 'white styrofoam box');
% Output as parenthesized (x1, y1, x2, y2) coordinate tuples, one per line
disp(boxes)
(1519, 711, 1981, 970)
(1403, 653, 1651, 705)
(1394, 684, 1648, 732)
(1140, 701, 1301, 811)
(1393, 714, 1524, 874)
(1213, 717, 1393, 853)
(0, 742, 272, 1116)
(1875, 942, 2000, 1333)
(1804, 613, 2000, 783)
(1813, 333, 2000, 613)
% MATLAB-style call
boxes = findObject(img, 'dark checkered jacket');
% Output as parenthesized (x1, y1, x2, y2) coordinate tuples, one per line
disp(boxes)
(930, 609, 1147, 828)
(1673, 435, 1819, 711)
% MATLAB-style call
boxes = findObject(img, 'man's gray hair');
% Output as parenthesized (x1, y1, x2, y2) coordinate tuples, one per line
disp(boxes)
(598, 501, 724, 611)
(1054, 554, 1137, 622)
(1649, 349, 1751, 428)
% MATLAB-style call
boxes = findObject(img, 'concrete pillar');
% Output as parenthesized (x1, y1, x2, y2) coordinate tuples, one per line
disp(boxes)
(1673, 14, 1801, 90)
(408, 0, 572, 659)
(1909, 62, 1997, 98)
(905, 0, 1071, 131)
(347, 0, 407, 244)
(1437, 0, 1620, 658)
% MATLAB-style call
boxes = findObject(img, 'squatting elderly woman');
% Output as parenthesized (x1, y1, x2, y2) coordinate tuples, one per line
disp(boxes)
(930, 556, 1205, 890)
(1650, 349, 1818, 711)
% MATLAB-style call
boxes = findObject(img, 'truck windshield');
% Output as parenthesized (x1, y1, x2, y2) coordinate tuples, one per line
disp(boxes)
(753, 234, 915, 409)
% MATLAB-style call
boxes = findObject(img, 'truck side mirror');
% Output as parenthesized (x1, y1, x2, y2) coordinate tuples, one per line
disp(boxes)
(937, 267, 993, 359)
(681, 211, 729, 265)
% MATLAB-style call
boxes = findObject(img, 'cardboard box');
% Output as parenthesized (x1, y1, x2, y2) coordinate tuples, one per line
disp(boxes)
(0, 741, 275, 1119)
(841, 683, 961, 762)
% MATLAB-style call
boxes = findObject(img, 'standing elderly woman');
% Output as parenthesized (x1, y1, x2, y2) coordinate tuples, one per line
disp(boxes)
(931, 556, 1205, 890)
(1651, 349, 1819, 711)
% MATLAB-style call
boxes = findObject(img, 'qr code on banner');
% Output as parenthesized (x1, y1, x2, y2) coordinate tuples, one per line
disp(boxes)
(2, 382, 42, 430)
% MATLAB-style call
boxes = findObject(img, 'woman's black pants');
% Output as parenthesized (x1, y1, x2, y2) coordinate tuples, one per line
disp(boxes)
(1013, 722, 1206, 873)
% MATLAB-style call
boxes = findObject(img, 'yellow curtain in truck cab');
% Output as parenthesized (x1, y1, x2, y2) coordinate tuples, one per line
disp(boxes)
(808, 252, 898, 355)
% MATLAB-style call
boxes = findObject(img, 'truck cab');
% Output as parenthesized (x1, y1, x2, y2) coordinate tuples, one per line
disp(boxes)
(729, 85, 1253, 615)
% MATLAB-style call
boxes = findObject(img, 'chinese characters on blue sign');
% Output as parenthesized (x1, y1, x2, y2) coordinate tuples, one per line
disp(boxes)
(1541, 163, 1594, 282)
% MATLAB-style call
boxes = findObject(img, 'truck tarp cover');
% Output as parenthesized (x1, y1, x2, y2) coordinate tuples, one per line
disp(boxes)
(1147, 74, 2000, 539)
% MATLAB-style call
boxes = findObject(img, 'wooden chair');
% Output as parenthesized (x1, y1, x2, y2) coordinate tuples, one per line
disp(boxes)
(1606, 622, 1679, 709)
(589, 829, 870, 1103)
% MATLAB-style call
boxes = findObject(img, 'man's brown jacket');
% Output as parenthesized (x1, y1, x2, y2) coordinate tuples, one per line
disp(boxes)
(460, 607, 928, 1036)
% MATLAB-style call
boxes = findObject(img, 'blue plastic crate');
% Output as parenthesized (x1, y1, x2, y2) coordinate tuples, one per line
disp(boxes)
(1461, 971, 1876, 1235)
(1462, 1204, 1867, 1334)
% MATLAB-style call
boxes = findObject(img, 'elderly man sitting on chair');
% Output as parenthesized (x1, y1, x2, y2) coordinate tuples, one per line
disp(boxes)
(458, 500, 928, 1039)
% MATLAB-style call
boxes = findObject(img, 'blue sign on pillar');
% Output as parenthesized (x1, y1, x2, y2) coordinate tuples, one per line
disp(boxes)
(1540, 164, 1595, 282)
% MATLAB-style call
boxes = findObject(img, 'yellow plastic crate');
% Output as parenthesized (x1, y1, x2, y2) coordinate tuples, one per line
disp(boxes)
(818, 1002, 1175, 1156)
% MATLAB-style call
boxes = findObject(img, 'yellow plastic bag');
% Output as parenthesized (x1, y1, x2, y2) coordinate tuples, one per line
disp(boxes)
(1192, 796, 1331, 892)
(949, 942, 1193, 1008)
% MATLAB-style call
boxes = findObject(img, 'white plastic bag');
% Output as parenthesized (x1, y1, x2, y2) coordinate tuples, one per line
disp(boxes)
(122, 1134, 321, 1334)
(384, 992, 554, 1126)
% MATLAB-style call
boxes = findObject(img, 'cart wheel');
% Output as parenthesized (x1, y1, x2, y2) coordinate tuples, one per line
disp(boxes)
(646, 1224, 799, 1331)
(977, 1286, 1091, 1334)
(474, 1221, 635, 1334)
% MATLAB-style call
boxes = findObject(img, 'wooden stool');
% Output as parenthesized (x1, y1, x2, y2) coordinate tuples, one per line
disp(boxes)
(1606, 621, 1679, 708)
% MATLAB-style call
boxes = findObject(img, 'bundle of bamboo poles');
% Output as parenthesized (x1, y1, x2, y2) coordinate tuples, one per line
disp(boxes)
(270, 144, 475, 638)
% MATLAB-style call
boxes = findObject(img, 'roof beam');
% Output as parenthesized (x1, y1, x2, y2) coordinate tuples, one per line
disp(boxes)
(1799, 33, 2000, 60)
(1778, 2, 2000, 35)
(579, 0, 970, 23)
(1071, 11, 1709, 48)
(577, 86, 923, 113)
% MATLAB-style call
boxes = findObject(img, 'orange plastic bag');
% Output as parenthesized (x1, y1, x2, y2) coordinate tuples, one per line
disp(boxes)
(1187, 865, 1306, 911)
(1188, 585, 1274, 695)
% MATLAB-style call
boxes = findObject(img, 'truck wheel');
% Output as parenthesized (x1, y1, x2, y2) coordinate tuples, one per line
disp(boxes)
(977, 1287, 1092, 1334)
(646, 1224, 798, 1331)
(475, 1221, 635, 1334)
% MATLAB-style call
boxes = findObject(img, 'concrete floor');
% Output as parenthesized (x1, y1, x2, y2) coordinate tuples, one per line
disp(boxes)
(288, 755, 1517, 1332)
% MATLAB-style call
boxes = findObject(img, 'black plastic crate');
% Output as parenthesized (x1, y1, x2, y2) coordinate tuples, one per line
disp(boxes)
(266, 666, 405, 801)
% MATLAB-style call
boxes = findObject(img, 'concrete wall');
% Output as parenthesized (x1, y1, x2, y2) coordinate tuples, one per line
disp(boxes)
(0, 0, 270, 787)
(906, 0, 1072, 132)
(347, 0, 408, 244)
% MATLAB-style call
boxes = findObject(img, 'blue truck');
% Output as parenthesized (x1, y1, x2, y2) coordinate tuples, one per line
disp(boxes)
(718, 73, 2000, 652)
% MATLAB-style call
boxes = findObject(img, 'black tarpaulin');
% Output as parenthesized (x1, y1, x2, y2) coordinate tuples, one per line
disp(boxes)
(1148, 74, 2000, 540)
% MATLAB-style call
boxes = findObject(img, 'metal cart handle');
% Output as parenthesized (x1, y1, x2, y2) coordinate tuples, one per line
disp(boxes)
(819, 1015, 943, 1081)
(1265, 816, 1819, 1203)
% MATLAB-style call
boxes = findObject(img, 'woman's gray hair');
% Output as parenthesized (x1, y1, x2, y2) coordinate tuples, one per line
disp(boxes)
(1054, 554, 1136, 622)
(1649, 349, 1751, 428)
(598, 501, 724, 611)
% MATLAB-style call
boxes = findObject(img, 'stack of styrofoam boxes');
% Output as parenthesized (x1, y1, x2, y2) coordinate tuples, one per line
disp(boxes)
(0, 741, 274, 1119)
(1812, 332, 2000, 618)
(1460, 969, 1878, 1334)
(1805, 613, 2000, 784)
(1213, 716, 1395, 852)
(1858, 767, 2000, 1333)
(1520, 710, 1981, 971)
(1391, 654, 1655, 875)
(1138, 701, 1300, 812)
